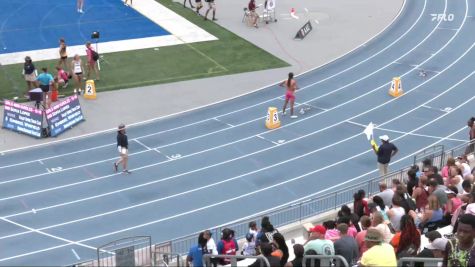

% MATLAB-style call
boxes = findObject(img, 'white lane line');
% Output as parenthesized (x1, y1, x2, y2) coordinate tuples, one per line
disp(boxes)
(1, 123, 465, 262)
(0, 0, 420, 164)
(438, 27, 458, 30)
(133, 139, 152, 150)
(256, 135, 280, 145)
(0, 0, 467, 204)
(421, 104, 451, 112)
(213, 117, 234, 127)
(294, 102, 328, 111)
(38, 160, 44, 165)
(71, 249, 80, 260)
(0, 216, 96, 252)
(346, 120, 466, 142)
(3, 64, 474, 237)
(153, 149, 172, 160)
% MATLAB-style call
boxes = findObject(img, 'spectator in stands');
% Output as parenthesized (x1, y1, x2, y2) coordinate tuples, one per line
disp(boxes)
(217, 228, 238, 265)
(457, 156, 472, 178)
(187, 232, 209, 267)
(412, 194, 443, 233)
(371, 134, 398, 176)
(337, 204, 360, 233)
(23, 56, 38, 95)
(337, 216, 358, 237)
(249, 242, 281, 267)
(422, 158, 433, 171)
(407, 167, 419, 196)
(303, 249, 320, 267)
(334, 223, 359, 266)
(389, 215, 420, 259)
(414, 231, 443, 261)
(284, 244, 304, 267)
(303, 225, 335, 256)
(356, 215, 372, 257)
(451, 192, 475, 231)
(429, 178, 448, 207)
(353, 189, 370, 217)
(370, 196, 389, 221)
(271, 233, 289, 266)
(203, 230, 218, 267)
(442, 157, 457, 179)
(375, 182, 394, 208)
(429, 172, 445, 186)
(413, 175, 429, 212)
(395, 184, 415, 213)
(257, 216, 278, 245)
(249, 221, 258, 241)
(467, 117, 475, 154)
(443, 214, 475, 266)
(242, 233, 256, 256)
(359, 228, 397, 267)
(323, 220, 340, 242)
(448, 166, 464, 193)
(387, 195, 406, 232)
(414, 237, 447, 267)
(85, 42, 100, 81)
(392, 178, 402, 192)
(370, 211, 393, 243)
(461, 180, 472, 196)
(443, 187, 462, 226)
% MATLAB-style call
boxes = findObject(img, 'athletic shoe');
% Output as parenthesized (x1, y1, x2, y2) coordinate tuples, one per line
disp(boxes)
(122, 170, 132, 174)
(212, 18, 218, 21)
(79, 9, 84, 13)
(290, 115, 298, 119)
(113, 163, 118, 172)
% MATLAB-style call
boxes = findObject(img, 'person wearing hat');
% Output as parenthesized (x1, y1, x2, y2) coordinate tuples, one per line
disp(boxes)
(303, 225, 335, 256)
(371, 134, 398, 176)
(114, 124, 131, 174)
(22, 56, 38, 96)
(359, 227, 397, 267)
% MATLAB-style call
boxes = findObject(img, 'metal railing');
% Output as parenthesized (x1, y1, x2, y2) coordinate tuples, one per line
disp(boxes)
(202, 254, 270, 267)
(398, 257, 443, 267)
(302, 255, 349, 267)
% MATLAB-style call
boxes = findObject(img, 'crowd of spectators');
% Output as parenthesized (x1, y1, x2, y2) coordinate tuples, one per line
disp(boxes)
(186, 156, 475, 266)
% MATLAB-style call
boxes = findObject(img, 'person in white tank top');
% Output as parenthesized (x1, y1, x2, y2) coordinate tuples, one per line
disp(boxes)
(70, 54, 84, 92)
(387, 195, 406, 232)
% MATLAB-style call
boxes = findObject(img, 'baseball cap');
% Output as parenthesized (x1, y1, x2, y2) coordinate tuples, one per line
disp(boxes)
(309, 225, 326, 235)
(426, 238, 448, 250)
(118, 123, 126, 130)
(365, 228, 383, 242)
(379, 135, 390, 141)
(444, 189, 456, 195)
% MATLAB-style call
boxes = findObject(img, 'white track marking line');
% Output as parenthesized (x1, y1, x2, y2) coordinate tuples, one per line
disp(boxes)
(71, 249, 80, 260)
(0, 123, 466, 261)
(153, 149, 172, 160)
(421, 104, 450, 112)
(256, 135, 280, 145)
(38, 160, 44, 165)
(346, 120, 466, 142)
(133, 139, 152, 150)
(438, 27, 458, 30)
(3, 61, 474, 234)
(0, 0, 466, 203)
(0, 0, 416, 160)
(213, 117, 234, 127)
(0, 216, 96, 251)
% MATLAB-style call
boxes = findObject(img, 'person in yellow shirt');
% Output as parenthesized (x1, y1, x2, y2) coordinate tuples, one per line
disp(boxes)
(359, 228, 397, 267)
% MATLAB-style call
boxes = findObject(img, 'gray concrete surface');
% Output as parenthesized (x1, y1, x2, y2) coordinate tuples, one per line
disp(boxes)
(0, 0, 403, 152)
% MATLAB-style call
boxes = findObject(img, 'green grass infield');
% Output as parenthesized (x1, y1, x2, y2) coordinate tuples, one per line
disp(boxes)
(0, 0, 288, 102)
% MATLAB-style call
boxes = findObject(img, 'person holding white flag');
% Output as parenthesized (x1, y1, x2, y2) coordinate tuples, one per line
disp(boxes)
(372, 135, 398, 176)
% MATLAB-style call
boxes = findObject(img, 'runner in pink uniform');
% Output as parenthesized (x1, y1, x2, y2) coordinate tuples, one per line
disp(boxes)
(280, 72, 298, 118)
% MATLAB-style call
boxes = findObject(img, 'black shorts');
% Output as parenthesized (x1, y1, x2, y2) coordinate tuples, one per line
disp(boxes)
(60, 56, 67, 60)
(40, 84, 50, 93)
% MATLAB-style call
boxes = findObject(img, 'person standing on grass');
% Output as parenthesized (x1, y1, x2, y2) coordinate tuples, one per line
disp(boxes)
(183, 0, 194, 8)
(70, 54, 84, 93)
(195, 0, 203, 15)
(58, 38, 67, 69)
(204, 0, 217, 21)
(85, 42, 100, 81)
(22, 56, 38, 96)
(36, 67, 54, 108)
(114, 124, 131, 174)
(280, 72, 298, 119)
(77, 0, 84, 13)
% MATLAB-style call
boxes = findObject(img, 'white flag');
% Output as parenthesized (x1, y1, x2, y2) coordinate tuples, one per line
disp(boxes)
(363, 122, 374, 141)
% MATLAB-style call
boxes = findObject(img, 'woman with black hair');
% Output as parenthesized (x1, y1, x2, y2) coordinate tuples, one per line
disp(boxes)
(271, 232, 289, 266)
(353, 189, 369, 217)
(280, 72, 299, 119)
(217, 228, 238, 265)
(466, 117, 475, 154)
(257, 216, 279, 245)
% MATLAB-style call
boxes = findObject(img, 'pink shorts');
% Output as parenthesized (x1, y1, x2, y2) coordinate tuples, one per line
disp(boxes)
(285, 91, 295, 100)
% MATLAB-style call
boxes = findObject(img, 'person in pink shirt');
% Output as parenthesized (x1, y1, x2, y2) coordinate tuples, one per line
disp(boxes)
(355, 216, 371, 258)
(55, 66, 69, 89)
(323, 220, 340, 242)
(85, 42, 100, 81)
